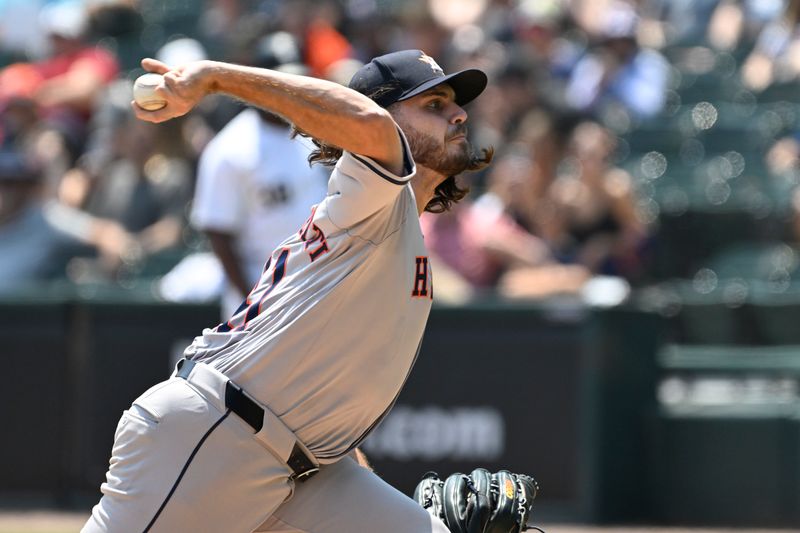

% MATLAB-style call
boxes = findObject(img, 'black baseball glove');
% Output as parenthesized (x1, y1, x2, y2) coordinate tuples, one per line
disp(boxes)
(413, 468, 541, 533)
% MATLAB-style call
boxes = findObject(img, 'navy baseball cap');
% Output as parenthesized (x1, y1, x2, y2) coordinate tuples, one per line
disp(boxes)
(348, 49, 487, 108)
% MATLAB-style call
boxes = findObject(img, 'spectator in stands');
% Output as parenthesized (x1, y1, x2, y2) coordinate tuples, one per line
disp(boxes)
(708, 0, 789, 52)
(0, 149, 130, 292)
(84, 0, 146, 72)
(419, 196, 554, 300)
(1, 93, 76, 198)
(765, 133, 800, 177)
(0, 97, 39, 150)
(303, 1, 354, 78)
(59, 85, 194, 277)
(707, 0, 745, 51)
(467, 60, 543, 154)
(0, 1, 119, 174)
(477, 110, 576, 238)
(421, 176, 591, 302)
(763, 134, 800, 242)
(512, 0, 583, 92)
(190, 33, 330, 317)
(14, 2, 117, 120)
(545, 121, 650, 281)
(565, 1, 669, 120)
(740, 0, 800, 91)
(89, 115, 191, 247)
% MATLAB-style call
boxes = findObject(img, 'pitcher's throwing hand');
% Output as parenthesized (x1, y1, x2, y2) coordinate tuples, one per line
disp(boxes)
(131, 58, 213, 122)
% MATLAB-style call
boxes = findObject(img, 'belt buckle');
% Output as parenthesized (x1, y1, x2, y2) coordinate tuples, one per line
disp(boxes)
(291, 466, 320, 482)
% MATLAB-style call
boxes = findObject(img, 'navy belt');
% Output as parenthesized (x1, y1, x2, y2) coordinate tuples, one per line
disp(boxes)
(176, 359, 319, 482)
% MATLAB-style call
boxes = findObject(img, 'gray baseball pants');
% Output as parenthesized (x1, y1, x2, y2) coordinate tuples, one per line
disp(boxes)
(82, 360, 448, 533)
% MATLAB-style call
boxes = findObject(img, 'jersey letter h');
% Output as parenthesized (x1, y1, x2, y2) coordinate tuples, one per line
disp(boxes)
(411, 256, 432, 299)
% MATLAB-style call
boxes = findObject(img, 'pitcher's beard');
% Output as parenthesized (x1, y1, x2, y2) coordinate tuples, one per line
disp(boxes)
(404, 125, 473, 176)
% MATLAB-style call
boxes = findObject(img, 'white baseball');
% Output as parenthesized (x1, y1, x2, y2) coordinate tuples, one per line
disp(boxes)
(133, 73, 167, 111)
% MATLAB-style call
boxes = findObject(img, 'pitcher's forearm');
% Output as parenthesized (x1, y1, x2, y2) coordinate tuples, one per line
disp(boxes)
(136, 58, 402, 170)
(201, 62, 399, 165)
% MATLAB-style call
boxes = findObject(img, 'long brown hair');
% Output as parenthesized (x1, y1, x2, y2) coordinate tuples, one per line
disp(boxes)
(291, 84, 493, 213)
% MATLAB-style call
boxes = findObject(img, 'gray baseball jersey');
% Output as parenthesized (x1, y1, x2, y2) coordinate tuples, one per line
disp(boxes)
(183, 130, 433, 461)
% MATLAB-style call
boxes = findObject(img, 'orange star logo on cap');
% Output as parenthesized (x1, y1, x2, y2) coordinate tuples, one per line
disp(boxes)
(418, 52, 444, 75)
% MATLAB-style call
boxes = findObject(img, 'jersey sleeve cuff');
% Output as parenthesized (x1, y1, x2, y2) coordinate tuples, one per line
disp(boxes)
(344, 127, 416, 185)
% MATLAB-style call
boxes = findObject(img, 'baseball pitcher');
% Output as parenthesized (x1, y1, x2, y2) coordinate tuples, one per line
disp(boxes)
(83, 49, 536, 533)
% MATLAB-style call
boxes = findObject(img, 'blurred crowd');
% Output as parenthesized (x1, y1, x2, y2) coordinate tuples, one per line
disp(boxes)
(2, 0, 800, 307)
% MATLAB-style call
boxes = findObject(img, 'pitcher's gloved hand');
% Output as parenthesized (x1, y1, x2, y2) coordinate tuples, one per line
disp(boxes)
(413, 468, 541, 533)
